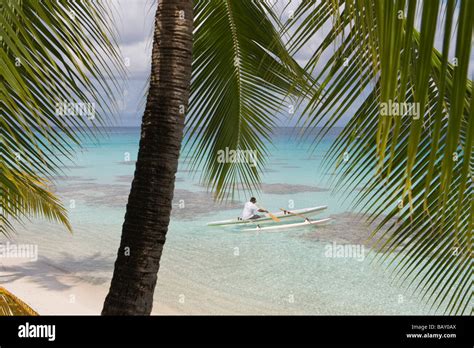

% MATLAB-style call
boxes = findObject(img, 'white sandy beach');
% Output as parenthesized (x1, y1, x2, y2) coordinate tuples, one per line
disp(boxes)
(0, 257, 177, 315)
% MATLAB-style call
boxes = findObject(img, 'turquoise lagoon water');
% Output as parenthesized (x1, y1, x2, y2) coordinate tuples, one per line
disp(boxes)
(4, 128, 434, 314)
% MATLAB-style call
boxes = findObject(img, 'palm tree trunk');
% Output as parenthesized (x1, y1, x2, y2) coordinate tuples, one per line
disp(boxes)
(102, 0, 194, 315)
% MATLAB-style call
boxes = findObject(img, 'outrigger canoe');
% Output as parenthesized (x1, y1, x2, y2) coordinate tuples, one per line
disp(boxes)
(241, 217, 332, 232)
(207, 205, 328, 226)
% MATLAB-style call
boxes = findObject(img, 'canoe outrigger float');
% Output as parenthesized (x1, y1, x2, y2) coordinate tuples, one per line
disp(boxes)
(207, 205, 330, 230)
(242, 217, 332, 231)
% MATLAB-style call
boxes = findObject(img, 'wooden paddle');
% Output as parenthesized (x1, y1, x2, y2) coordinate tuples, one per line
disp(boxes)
(257, 205, 280, 222)
(279, 208, 310, 221)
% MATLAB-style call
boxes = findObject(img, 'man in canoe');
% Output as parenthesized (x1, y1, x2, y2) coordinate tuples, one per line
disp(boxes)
(241, 197, 268, 220)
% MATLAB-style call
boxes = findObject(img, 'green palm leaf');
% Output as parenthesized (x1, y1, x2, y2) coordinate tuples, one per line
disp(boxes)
(287, 0, 473, 314)
(184, 0, 306, 201)
(1, 0, 124, 235)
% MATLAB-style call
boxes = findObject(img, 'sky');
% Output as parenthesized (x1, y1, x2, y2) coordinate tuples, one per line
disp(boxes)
(108, 0, 472, 127)
(109, 0, 346, 127)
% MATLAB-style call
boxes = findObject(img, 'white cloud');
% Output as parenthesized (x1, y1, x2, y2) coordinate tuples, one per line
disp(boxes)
(113, 0, 156, 46)
(121, 38, 152, 78)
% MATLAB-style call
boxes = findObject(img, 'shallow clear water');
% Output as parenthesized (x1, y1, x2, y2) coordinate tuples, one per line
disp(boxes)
(3, 128, 434, 314)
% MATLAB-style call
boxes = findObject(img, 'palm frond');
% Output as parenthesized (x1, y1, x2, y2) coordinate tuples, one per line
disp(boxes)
(184, 0, 305, 201)
(1, 0, 124, 235)
(0, 286, 38, 315)
(287, 0, 473, 314)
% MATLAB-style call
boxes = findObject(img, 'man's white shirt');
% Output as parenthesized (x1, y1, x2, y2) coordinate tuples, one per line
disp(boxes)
(242, 202, 259, 219)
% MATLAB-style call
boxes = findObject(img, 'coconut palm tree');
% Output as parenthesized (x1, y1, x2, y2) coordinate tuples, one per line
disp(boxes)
(3, 0, 471, 316)
(102, 0, 303, 315)
(101, 0, 196, 315)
